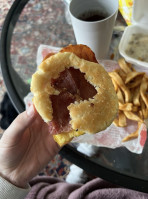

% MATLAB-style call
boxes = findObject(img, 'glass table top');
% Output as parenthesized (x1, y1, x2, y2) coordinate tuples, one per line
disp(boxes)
(1, 0, 148, 192)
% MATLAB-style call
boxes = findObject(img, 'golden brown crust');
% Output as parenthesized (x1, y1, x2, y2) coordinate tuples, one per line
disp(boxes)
(31, 52, 118, 134)
(60, 44, 98, 63)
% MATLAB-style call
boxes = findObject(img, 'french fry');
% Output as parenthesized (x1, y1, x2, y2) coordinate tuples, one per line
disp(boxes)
(127, 62, 135, 71)
(140, 77, 148, 108)
(111, 78, 118, 92)
(126, 76, 143, 89)
(140, 97, 148, 119)
(125, 71, 144, 84)
(119, 102, 133, 111)
(139, 110, 143, 120)
(111, 58, 148, 142)
(144, 109, 148, 119)
(109, 71, 131, 103)
(118, 58, 132, 74)
(143, 110, 148, 120)
(113, 118, 120, 127)
(133, 86, 140, 106)
(122, 130, 138, 142)
(117, 88, 124, 104)
(132, 106, 139, 112)
(122, 122, 142, 142)
(124, 111, 143, 123)
(117, 69, 127, 82)
(118, 111, 127, 127)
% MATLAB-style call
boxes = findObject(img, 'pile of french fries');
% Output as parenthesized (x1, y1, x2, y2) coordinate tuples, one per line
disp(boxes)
(109, 58, 148, 142)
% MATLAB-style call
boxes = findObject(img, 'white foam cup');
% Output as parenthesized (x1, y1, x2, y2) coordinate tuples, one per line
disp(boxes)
(69, 0, 118, 59)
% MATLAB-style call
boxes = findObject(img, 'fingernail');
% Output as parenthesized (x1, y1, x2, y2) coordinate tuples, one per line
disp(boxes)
(27, 104, 35, 117)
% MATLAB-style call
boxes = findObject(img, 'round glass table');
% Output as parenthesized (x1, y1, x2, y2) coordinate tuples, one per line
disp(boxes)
(1, 0, 148, 193)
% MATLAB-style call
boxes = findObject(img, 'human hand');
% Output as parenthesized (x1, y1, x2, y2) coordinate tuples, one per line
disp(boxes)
(0, 105, 60, 188)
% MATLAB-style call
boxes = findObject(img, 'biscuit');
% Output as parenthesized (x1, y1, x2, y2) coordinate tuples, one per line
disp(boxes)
(31, 45, 118, 146)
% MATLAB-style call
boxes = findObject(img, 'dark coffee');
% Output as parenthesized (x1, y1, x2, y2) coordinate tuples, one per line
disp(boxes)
(78, 10, 108, 22)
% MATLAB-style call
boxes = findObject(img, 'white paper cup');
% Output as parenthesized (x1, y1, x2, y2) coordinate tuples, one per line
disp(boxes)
(69, 0, 118, 59)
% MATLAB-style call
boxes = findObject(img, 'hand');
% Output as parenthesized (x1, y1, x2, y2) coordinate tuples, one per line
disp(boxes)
(0, 105, 60, 188)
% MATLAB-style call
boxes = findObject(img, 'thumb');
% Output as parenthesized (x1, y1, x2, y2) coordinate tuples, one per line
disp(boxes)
(1, 105, 37, 142)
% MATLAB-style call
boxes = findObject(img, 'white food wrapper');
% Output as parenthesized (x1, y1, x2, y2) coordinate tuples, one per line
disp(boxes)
(24, 45, 147, 154)
(36, 44, 61, 66)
